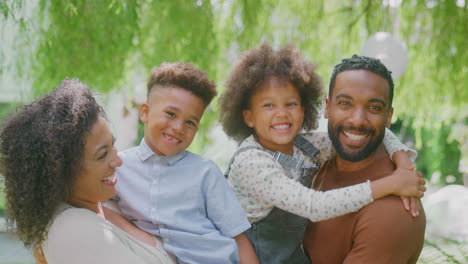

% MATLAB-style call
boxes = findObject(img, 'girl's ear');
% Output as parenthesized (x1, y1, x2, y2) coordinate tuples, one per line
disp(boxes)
(242, 109, 254, 128)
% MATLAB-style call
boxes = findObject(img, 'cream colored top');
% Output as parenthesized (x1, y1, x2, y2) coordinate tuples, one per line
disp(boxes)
(227, 129, 416, 223)
(43, 205, 175, 264)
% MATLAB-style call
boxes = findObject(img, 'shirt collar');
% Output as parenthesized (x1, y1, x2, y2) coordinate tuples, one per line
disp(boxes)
(137, 138, 186, 165)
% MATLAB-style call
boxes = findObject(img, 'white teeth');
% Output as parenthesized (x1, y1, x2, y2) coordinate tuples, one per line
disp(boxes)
(164, 134, 180, 143)
(273, 124, 290, 130)
(344, 131, 367, 141)
(102, 175, 116, 182)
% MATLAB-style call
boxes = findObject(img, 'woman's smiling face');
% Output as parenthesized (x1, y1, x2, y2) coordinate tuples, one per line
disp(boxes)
(68, 116, 122, 210)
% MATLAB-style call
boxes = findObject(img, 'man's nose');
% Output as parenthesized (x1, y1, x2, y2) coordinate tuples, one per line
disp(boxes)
(349, 107, 367, 125)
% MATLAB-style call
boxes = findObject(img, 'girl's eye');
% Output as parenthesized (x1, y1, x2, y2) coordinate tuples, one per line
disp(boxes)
(287, 102, 298, 107)
(263, 103, 273, 108)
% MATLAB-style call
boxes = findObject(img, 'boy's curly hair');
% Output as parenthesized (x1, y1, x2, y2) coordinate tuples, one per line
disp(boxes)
(219, 43, 324, 142)
(147, 62, 217, 106)
(0, 79, 105, 247)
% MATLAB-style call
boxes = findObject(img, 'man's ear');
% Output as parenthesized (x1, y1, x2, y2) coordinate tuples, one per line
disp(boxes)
(324, 98, 330, 119)
(242, 109, 254, 128)
(140, 103, 150, 124)
(386, 107, 394, 128)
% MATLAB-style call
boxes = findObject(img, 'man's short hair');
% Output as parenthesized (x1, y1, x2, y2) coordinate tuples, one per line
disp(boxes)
(329, 55, 394, 108)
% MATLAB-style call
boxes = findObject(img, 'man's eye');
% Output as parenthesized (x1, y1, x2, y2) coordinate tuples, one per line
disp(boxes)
(369, 105, 382, 111)
(338, 101, 351, 106)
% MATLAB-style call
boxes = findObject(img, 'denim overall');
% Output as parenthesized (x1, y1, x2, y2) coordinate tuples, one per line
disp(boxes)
(226, 135, 319, 264)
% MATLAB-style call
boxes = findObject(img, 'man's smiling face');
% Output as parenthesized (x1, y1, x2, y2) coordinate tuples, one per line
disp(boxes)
(325, 70, 393, 162)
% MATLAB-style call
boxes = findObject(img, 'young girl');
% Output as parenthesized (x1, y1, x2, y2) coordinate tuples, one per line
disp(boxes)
(218, 43, 425, 263)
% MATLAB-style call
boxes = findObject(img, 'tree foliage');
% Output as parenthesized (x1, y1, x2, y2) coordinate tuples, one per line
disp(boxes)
(1, 0, 466, 182)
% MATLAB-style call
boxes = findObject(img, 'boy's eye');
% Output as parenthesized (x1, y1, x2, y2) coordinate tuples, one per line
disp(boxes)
(166, 112, 176, 118)
(186, 120, 197, 127)
(287, 102, 298, 107)
(262, 103, 273, 108)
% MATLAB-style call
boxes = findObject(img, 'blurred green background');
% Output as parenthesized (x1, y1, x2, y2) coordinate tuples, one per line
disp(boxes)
(0, 0, 467, 263)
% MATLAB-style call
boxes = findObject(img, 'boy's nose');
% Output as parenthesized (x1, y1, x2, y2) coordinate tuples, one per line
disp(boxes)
(171, 120, 185, 135)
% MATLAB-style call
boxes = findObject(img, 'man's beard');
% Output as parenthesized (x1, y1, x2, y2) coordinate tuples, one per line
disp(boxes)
(328, 124, 385, 162)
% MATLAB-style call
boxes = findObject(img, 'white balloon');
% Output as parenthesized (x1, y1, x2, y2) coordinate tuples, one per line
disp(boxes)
(361, 32, 408, 79)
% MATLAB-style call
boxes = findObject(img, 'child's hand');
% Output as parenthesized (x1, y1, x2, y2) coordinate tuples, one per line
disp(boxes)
(401, 196, 422, 217)
(390, 167, 426, 197)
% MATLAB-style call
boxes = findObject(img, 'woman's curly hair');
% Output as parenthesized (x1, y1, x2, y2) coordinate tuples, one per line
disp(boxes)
(218, 43, 324, 143)
(0, 78, 105, 247)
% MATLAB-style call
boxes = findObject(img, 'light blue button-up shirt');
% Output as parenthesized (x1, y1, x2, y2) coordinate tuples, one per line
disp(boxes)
(116, 139, 251, 264)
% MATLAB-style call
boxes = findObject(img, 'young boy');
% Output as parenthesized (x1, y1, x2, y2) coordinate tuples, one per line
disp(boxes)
(115, 63, 257, 264)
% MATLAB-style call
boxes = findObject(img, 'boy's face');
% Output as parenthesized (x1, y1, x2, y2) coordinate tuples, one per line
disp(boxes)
(140, 86, 206, 156)
(242, 77, 304, 155)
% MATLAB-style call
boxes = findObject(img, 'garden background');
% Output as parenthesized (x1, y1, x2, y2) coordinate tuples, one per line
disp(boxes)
(0, 0, 467, 263)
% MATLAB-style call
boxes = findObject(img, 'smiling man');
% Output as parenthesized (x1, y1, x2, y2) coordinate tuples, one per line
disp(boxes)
(303, 55, 426, 264)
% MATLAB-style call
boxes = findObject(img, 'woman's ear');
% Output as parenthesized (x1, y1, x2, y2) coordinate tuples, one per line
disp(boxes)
(242, 109, 254, 128)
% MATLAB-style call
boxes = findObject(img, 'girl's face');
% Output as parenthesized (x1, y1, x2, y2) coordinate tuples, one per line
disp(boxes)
(243, 77, 304, 155)
(68, 117, 122, 212)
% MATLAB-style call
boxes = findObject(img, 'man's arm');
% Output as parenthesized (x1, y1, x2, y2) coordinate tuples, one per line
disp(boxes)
(344, 196, 426, 264)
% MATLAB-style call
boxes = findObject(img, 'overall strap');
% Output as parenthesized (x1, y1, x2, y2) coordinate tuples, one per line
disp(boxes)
(224, 146, 263, 178)
(294, 134, 319, 158)
(224, 136, 319, 178)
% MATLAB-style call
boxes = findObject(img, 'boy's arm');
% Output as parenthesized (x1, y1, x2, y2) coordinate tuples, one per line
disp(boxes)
(234, 233, 259, 264)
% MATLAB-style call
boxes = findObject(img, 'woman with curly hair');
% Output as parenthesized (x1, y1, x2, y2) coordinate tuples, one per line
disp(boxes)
(0, 79, 174, 264)
(218, 43, 423, 263)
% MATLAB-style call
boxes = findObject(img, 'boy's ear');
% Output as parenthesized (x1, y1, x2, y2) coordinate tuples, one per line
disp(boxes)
(140, 103, 150, 124)
(324, 98, 330, 118)
(242, 109, 254, 128)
